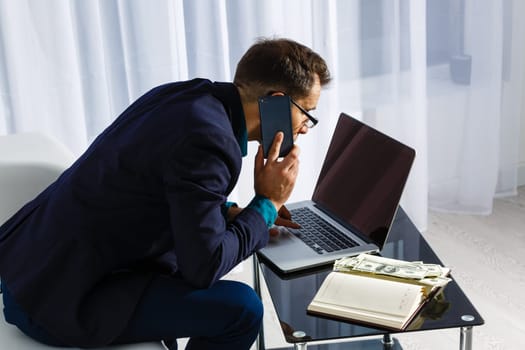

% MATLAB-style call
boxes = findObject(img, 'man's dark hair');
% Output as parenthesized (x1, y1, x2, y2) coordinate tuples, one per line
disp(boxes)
(234, 38, 331, 101)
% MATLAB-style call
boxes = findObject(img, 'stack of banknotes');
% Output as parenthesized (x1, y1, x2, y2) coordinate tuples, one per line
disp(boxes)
(333, 253, 452, 288)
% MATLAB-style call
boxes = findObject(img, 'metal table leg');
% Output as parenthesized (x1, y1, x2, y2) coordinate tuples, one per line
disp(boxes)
(460, 326, 473, 350)
(253, 254, 265, 350)
(382, 334, 394, 349)
(292, 331, 309, 350)
(294, 342, 307, 350)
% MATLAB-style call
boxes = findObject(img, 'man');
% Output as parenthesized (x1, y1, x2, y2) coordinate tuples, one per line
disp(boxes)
(0, 38, 331, 349)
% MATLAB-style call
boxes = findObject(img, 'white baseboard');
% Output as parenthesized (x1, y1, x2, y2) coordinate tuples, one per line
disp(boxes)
(519, 162, 525, 187)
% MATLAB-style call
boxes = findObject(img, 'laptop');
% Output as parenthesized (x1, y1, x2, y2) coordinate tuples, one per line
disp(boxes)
(257, 113, 416, 274)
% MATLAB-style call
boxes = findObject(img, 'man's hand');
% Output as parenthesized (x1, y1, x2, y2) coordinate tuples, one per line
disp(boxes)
(228, 205, 300, 237)
(269, 205, 301, 237)
(254, 132, 300, 212)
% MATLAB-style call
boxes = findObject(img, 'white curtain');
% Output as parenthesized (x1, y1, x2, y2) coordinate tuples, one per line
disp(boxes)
(1, 0, 523, 231)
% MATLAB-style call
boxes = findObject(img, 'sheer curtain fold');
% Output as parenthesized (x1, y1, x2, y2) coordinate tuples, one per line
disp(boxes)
(0, 1, 88, 153)
(1, 0, 523, 231)
(428, 0, 523, 215)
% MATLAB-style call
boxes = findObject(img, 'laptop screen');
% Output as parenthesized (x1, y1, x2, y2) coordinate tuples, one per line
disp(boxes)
(312, 113, 415, 247)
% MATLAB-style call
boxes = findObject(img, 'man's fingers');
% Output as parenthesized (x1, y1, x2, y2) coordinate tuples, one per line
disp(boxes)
(275, 217, 301, 229)
(279, 145, 300, 170)
(268, 132, 283, 161)
(269, 227, 280, 237)
(254, 136, 299, 213)
(278, 205, 292, 220)
(254, 145, 264, 173)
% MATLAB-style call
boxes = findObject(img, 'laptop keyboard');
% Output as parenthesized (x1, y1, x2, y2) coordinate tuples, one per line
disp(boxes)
(290, 207, 358, 255)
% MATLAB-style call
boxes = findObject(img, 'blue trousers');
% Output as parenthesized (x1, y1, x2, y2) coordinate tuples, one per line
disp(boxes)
(2, 275, 263, 349)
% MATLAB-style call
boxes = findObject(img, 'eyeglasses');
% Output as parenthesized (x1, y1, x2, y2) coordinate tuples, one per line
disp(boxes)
(290, 99, 318, 129)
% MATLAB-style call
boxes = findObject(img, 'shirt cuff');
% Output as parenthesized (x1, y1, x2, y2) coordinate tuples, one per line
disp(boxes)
(247, 195, 278, 228)
(221, 201, 238, 218)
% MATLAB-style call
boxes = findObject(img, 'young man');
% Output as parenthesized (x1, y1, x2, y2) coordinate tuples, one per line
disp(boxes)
(0, 38, 331, 349)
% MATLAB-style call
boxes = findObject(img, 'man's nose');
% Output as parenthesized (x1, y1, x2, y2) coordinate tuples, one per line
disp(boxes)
(300, 124, 309, 134)
(296, 125, 308, 136)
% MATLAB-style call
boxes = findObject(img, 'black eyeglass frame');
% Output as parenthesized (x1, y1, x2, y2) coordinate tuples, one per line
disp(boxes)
(290, 98, 319, 128)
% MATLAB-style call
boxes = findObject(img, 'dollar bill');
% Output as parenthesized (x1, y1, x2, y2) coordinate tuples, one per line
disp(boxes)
(418, 276, 452, 288)
(354, 259, 427, 279)
(421, 264, 445, 277)
(334, 253, 450, 282)
(334, 256, 361, 270)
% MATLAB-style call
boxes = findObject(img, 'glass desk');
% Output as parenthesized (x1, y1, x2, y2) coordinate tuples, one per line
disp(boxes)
(254, 207, 484, 350)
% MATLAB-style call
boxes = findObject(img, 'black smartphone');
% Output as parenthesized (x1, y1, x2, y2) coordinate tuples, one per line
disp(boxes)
(258, 95, 294, 158)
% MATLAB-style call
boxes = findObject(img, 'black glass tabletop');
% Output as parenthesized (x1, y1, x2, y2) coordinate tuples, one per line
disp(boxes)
(257, 207, 484, 345)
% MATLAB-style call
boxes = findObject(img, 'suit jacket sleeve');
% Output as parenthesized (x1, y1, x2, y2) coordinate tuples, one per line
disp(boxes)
(162, 122, 268, 289)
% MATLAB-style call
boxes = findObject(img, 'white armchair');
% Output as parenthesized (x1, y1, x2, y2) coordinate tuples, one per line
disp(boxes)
(0, 133, 75, 225)
(0, 133, 164, 350)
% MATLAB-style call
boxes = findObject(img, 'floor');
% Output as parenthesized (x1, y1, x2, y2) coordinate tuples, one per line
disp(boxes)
(392, 185, 525, 350)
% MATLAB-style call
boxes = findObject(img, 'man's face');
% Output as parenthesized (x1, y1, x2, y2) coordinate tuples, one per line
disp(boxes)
(290, 75, 322, 140)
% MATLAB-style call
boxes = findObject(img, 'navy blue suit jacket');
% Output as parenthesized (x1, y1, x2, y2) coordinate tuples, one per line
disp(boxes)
(0, 79, 269, 346)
